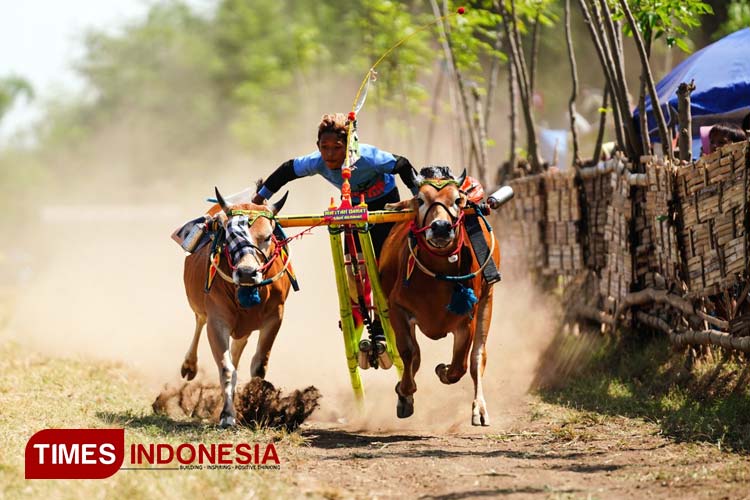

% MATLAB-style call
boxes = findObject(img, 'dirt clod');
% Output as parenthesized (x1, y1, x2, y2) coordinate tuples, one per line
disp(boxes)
(153, 377, 321, 430)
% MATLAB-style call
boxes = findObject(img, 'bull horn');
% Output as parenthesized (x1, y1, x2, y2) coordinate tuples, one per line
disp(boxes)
(271, 191, 289, 215)
(455, 168, 467, 186)
(409, 166, 420, 188)
(215, 187, 231, 215)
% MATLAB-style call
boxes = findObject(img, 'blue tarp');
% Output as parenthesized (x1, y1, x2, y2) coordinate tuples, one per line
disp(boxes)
(634, 28, 750, 143)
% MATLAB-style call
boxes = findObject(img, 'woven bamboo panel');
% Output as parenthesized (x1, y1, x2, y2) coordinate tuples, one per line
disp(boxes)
(582, 167, 614, 270)
(676, 141, 748, 297)
(497, 174, 546, 270)
(544, 172, 583, 274)
(599, 168, 633, 311)
(639, 160, 682, 288)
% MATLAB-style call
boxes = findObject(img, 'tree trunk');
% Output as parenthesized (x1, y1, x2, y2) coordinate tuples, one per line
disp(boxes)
(498, 0, 541, 173)
(472, 85, 489, 186)
(638, 77, 651, 155)
(618, 0, 672, 158)
(529, 12, 541, 99)
(425, 64, 445, 161)
(565, 0, 580, 166)
(431, 0, 483, 173)
(593, 85, 609, 163)
(576, 0, 626, 152)
(508, 48, 519, 173)
(484, 28, 504, 131)
(637, 36, 653, 157)
(677, 80, 696, 162)
(594, 0, 640, 158)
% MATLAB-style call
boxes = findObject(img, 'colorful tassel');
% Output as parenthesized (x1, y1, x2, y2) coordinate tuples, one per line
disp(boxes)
(447, 283, 478, 316)
(238, 287, 261, 308)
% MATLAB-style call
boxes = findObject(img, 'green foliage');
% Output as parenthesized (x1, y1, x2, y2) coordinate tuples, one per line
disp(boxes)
(441, 2, 504, 78)
(355, 0, 432, 113)
(0, 76, 33, 124)
(612, 0, 714, 52)
(504, 0, 559, 30)
(715, 0, 750, 39)
(71, 1, 223, 151)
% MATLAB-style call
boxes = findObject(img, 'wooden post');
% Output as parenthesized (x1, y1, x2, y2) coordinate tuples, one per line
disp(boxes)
(677, 80, 696, 162)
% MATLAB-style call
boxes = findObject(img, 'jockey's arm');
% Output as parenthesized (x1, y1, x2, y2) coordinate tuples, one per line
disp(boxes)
(252, 160, 299, 204)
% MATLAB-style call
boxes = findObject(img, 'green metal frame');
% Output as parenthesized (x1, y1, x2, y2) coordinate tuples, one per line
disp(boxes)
(327, 222, 404, 405)
(357, 226, 404, 377)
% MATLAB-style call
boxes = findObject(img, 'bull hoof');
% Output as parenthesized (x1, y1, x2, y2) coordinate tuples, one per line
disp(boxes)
(435, 363, 450, 384)
(181, 360, 197, 381)
(219, 414, 236, 428)
(471, 413, 490, 426)
(472, 401, 490, 427)
(395, 383, 414, 419)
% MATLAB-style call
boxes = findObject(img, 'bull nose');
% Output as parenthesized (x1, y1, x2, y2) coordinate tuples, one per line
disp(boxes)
(430, 219, 452, 237)
(234, 265, 260, 284)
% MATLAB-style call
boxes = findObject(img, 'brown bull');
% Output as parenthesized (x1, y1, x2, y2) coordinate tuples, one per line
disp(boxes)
(181, 187, 291, 427)
(380, 166, 500, 426)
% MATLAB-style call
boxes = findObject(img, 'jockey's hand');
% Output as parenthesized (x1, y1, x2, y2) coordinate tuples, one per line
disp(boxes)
(251, 193, 265, 205)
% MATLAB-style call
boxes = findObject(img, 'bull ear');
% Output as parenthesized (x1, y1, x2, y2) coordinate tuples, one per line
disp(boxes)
(215, 187, 231, 216)
(270, 191, 289, 215)
(385, 198, 418, 211)
(455, 168, 467, 186)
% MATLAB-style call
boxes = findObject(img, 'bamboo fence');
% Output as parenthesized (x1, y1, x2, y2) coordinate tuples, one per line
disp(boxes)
(495, 140, 750, 353)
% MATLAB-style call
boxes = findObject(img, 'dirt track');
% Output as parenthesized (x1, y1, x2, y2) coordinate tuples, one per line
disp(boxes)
(6, 196, 750, 499)
(283, 402, 750, 499)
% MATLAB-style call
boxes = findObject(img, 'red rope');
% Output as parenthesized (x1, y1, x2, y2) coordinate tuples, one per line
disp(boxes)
(276, 218, 331, 246)
(409, 211, 465, 258)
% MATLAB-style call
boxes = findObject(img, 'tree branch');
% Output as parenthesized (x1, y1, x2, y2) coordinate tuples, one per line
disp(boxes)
(618, 0, 672, 158)
(565, 0, 580, 165)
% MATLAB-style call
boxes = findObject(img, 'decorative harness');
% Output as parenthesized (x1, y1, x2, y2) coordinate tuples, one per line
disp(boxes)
(207, 209, 291, 289)
(407, 179, 496, 282)
(404, 178, 497, 317)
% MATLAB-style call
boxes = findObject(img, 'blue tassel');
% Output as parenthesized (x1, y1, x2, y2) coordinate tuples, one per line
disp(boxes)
(238, 287, 261, 308)
(447, 283, 478, 316)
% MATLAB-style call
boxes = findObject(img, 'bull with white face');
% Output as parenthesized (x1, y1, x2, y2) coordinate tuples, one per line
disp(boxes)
(180, 186, 291, 428)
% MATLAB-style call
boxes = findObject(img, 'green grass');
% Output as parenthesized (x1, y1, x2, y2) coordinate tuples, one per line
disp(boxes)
(536, 330, 750, 452)
(0, 341, 307, 499)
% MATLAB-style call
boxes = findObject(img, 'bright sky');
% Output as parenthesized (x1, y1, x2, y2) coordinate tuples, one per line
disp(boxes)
(0, 0, 210, 139)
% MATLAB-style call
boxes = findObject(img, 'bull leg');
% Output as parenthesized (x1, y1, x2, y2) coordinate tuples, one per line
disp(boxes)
(181, 313, 205, 381)
(470, 291, 493, 426)
(207, 317, 237, 428)
(435, 323, 472, 385)
(250, 308, 283, 379)
(392, 307, 418, 418)
(230, 336, 250, 372)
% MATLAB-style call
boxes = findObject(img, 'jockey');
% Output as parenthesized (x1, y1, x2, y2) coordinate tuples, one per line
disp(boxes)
(252, 113, 418, 351)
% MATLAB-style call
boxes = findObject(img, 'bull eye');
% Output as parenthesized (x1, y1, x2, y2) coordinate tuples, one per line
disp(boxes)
(264, 234, 272, 243)
(417, 198, 425, 207)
